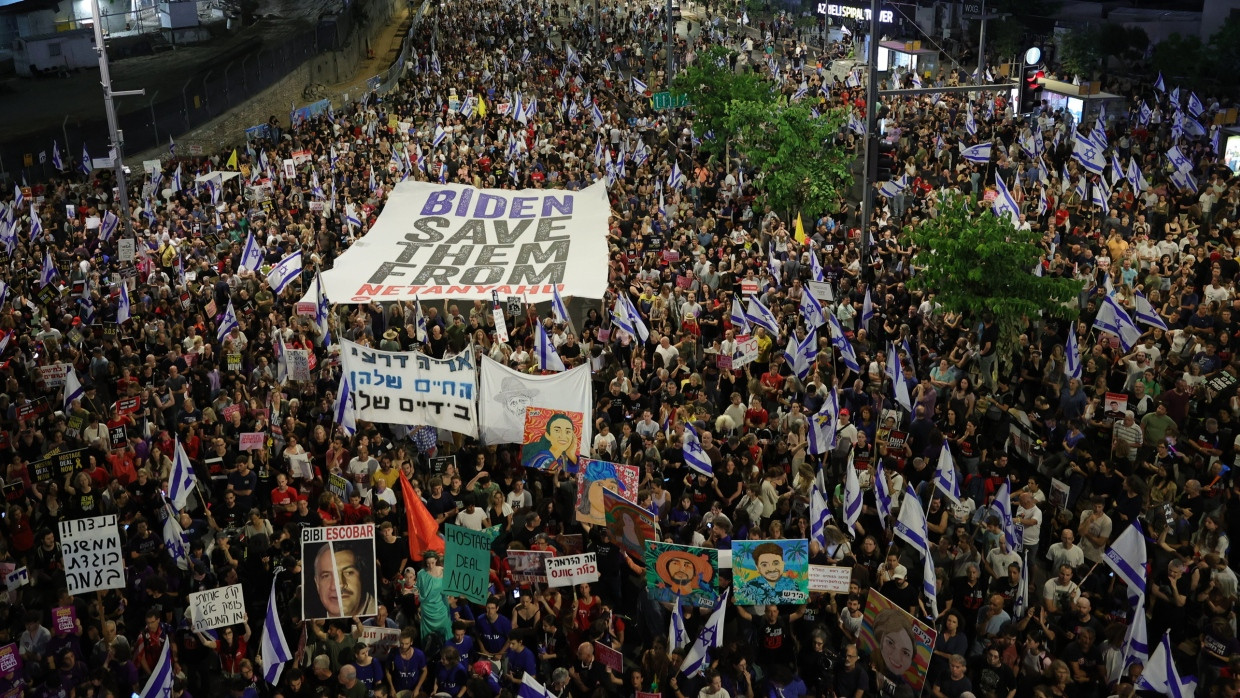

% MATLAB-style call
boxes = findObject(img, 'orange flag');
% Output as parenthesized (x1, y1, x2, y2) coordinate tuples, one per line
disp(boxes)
(398, 469, 445, 561)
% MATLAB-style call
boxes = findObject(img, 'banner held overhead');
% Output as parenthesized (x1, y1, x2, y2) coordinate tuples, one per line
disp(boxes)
(321, 181, 611, 303)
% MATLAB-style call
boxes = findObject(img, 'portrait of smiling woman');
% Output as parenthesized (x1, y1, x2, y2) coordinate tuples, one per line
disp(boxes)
(521, 409, 582, 474)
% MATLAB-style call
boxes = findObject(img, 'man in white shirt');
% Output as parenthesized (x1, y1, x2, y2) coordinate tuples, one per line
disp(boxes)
(1016, 492, 1043, 555)
(1042, 564, 1081, 614)
(1045, 529, 1085, 572)
(1077, 496, 1113, 565)
(347, 444, 379, 499)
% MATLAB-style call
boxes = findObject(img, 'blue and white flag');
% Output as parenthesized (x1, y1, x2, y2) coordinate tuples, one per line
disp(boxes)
(433, 125, 447, 148)
(100, 210, 120, 242)
(1153, 72, 1165, 92)
(117, 282, 131, 325)
(520, 671, 559, 698)
(875, 462, 893, 529)
(1116, 593, 1149, 684)
(808, 388, 838, 456)
(551, 285, 572, 327)
(1091, 175, 1111, 214)
(1065, 330, 1082, 381)
(239, 231, 264, 272)
(992, 174, 1021, 226)
(80, 144, 91, 176)
(680, 589, 729, 676)
(169, 437, 197, 510)
(1166, 145, 1193, 173)
(611, 294, 649, 342)
(137, 638, 174, 698)
(29, 207, 43, 241)
(1127, 158, 1148, 192)
(51, 141, 63, 171)
(591, 103, 605, 128)
(682, 423, 714, 477)
(730, 297, 751, 335)
(1133, 291, 1168, 331)
(810, 483, 832, 549)
(162, 503, 190, 571)
(894, 484, 930, 556)
(172, 164, 183, 192)
(800, 290, 826, 328)
(1072, 136, 1106, 174)
(843, 452, 862, 530)
(1104, 519, 1148, 599)
(783, 334, 810, 381)
(266, 251, 302, 294)
(992, 480, 1021, 552)
(414, 297, 428, 343)
(1110, 153, 1126, 186)
(314, 272, 333, 346)
(261, 577, 294, 684)
(668, 596, 689, 650)
(39, 249, 57, 287)
(667, 161, 686, 190)
(216, 300, 239, 341)
(934, 439, 961, 505)
(1094, 295, 1142, 351)
(632, 75, 648, 94)
(1190, 93, 1206, 118)
(965, 108, 977, 137)
(12, 185, 23, 210)
(960, 142, 992, 163)
(861, 288, 874, 330)
(334, 372, 357, 436)
(1169, 86, 1181, 108)
(1012, 551, 1030, 618)
(828, 313, 861, 373)
(810, 247, 825, 282)
(1135, 632, 1196, 698)
(745, 296, 780, 335)
(63, 367, 84, 411)
(892, 350, 912, 412)
(535, 321, 566, 372)
(345, 203, 363, 229)
(1170, 166, 1198, 194)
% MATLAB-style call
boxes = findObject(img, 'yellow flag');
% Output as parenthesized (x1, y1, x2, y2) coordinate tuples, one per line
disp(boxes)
(476, 96, 488, 118)
(794, 213, 808, 244)
(226, 149, 238, 170)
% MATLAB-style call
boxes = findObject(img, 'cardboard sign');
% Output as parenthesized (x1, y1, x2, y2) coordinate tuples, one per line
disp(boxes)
(188, 584, 246, 632)
(118, 238, 135, 263)
(114, 396, 141, 416)
(808, 564, 852, 593)
(358, 626, 401, 653)
(676, 275, 693, 289)
(1050, 478, 1071, 510)
(444, 524, 492, 604)
(239, 432, 265, 451)
(296, 302, 316, 316)
(52, 606, 76, 633)
(807, 280, 835, 303)
(283, 159, 296, 178)
(30, 448, 87, 483)
(287, 349, 311, 381)
(741, 279, 759, 295)
(5, 567, 28, 589)
(506, 296, 523, 319)
(17, 398, 49, 423)
(734, 335, 759, 368)
(59, 515, 124, 594)
(227, 353, 242, 372)
(662, 249, 680, 263)
(327, 473, 349, 500)
(37, 364, 70, 388)
(507, 550, 552, 584)
(717, 353, 733, 371)
(221, 404, 241, 421)
(545, 553, 600, 588)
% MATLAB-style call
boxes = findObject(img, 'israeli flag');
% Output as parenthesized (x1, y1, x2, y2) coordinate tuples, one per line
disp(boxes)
(29, 207, 43, 241)
(415, 297, 428, 343)
(239, 231, 264, 272)
(730, 297, 751, 335)
(1166, 145, 1193, 173)
(810, 483, 832, 549)
(965, 108, 977, 137)
(592, 103, 605, 127)
(667, 161, 686, 190)
(433, 125, 448, 148)
(314, 272, 333, 346)
(1170, 167, 1198, 194)
(100, 210, 120, 242)
(117, 282, 131, 325)
(51, 141, 63, 171)
(1065, 329, 1082, 381)
(137, 638, 174, 698)
(345, 203, 363, 229)
(12, 184, 23, 210)
(1103, 519, 1149, 598)
(551, 285, 572, 327)
(266, 251, 303, 294)
(80, 144, 91, 175)
(1091, 175, 1111, 214)
(172, 164, 183, 192)
(611, 294, 649, 342)
(875, 462, 893, 528)
(261, 577, 294, 684)
(843, 452, 862, 530)
(682, 423, 714, 477)
(535, 321, 566, 372)
(992, 480, 1021, 552)
(810, 246, 825, 282)
(39, 249, 57, 287)
(1127, 159, 1148, 192)
(1188, 92, 1205, 118)
(960, 142, 992, 163)
(632, 75, 647, 94)
(1134, 291, 1168, 331)
(992, 174, 1021, 226)
(1115, 593, 1149, 684)
(934, 440, 961, 504)
(893, 484, 930, 555)
(668, 597, 689, 650)
(63, 367, 84, 411)
(1135, 632, 1196, 698)
(828, 313, 861, 373)
(679, 589, 729, 676)
(1071, 136, 1106, 174)
(334, 372, 357, 437)
(169, 437, 197, 510)
(216, 300, 239, 341)
(162, 503, 190, 571)
(1153, 72, 1165, 92)
(745, 296, 780, 335)
(807, 388, 838, 456)
(861, 288, 874, 330)
(800, 290, 826, 328)
(1012, 551, 1029, 618)
(520, 672, 560, 698)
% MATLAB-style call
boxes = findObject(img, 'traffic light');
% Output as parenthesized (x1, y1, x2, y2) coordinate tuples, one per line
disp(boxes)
(874, 141, 898, 182)
(1018, 65, 1045, 115)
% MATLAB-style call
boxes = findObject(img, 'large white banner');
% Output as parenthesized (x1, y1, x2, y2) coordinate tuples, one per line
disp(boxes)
(59, 516, 124, 595)
(478, 357, 592, 452)
(340, 339, 477, 435)
(320, 181, 611, 303)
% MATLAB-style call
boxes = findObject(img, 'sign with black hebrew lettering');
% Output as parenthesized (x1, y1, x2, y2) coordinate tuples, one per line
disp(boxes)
(339, 339, 477, 435)
(59, 515, 125, 595)
(188, 584, 246, 631)
(319, 181, 611, 303)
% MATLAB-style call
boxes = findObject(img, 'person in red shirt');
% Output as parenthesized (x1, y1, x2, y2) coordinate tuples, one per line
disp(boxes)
(133, 610, 168, 675)
(744, 396, 769, 430)
(342, 491, 372, 524)
(270, 473, 300, 527)
(83, 455, 111, 491)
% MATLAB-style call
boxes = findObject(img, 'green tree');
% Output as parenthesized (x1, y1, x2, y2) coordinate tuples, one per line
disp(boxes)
(1151, 33, 1212, 92)
(1056, 26, 1102, 79)
(724, 99, 852, 219)
(670, 45, 775, 155)
(903, 192, 1082, 359)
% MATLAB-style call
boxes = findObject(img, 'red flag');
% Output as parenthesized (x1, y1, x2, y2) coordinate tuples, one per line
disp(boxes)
(398, 469, 445, 562)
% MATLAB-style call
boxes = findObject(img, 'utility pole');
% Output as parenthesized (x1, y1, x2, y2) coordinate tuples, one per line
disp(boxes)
(858, 0, 880, 256)
(666, 0, 674, 79)
(975, 0, 986, 83)
(89, 0, 145, 239)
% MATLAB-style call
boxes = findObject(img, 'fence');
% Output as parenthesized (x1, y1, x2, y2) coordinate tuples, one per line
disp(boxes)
(0, 0, 404, 183)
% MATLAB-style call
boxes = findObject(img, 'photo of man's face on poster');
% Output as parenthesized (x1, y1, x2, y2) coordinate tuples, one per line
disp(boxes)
(303, 537, 378, 619)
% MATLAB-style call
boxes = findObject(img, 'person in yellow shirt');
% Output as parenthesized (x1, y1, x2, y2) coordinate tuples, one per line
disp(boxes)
(369, 457, 401, 491)
(754, 327, 774, 364)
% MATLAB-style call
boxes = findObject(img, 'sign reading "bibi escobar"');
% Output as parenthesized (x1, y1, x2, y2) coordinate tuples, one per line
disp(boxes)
(321, 181, 611, 303)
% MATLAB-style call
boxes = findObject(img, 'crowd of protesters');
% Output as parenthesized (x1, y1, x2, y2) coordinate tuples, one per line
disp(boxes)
(0, 0, 1239, 697)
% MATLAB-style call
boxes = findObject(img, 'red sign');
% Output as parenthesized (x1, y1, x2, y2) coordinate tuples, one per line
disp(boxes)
(114, 396, 141, 416)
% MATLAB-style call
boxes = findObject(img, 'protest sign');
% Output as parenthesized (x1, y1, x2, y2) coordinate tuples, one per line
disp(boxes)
(734, 335, 759, 367)
(118, 238, 135, 263)
(287, 349, 311, 381)
(522, 407, 585, 474)
(644, 541, 719, 607)
(594, 642, 623, 673)
(296, 301, 316, 316)
(4, 567, 27, 589)
(37, 364, 69, 388)
(807, 280, 835, 303)
(545, 553, 599, 588)
(0, 644, 18, 675)
(239, 433, 265, 451)
(429, 455, 455, 474)
(319, 181, 611, 303)
(444, 524, 491, 604)
(507, 550, 552, 584)
(188, 584, 246, 632)
(731, 539, 810, 605)
(340, 339, 477, 435)
(327, 473, 349, 500)
(30, 448, 87, 483)
(741, 279, 759, 295)
(358, 626, 401, 654)
(885, 430, 908, 452)
(52, 606, 76, 634)
(227, 353, 242, 371)
(478, 357, 593, 453)
(808, 564, 852, 593)
(59, 515, 124, 594)
(114, 396, 141, 416)
(604, 488, 659, 561)
(576, 459, 639, 525)
(301, 525, 378, 619)
(858, 590, 937, 695)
